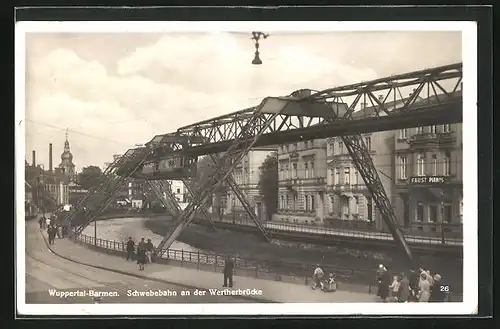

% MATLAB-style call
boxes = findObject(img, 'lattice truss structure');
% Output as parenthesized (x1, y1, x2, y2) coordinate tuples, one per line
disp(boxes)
(66, 63, 462, 267)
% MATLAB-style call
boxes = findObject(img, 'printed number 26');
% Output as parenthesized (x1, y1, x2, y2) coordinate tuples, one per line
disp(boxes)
(440, 285, 450, 292)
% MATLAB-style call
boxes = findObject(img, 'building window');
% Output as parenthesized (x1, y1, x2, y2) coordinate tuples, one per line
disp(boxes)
(399, 129, 407, 139)
(310, 194, 315, 211)
(429, 125, 437, 134)
(443, 151, 451, 176)
(416, 126, 424, 134)
(429, 205, 437, 222)
(365, 136, 371, 150)
(344, 167, 350, 185)
(335, 168, 340, 185)
(304, 163, 309, 179)
(285, 164, 289, 179)
(443, 124, 451, 133)
(443, 204, 452, 223)
(280, 195, 284, 210)
(417, 154, 426, 176)
(354, 196, 359, 215)
(293, 194, 297, 211)
(176, 188, 181, 194)
(305, 195, 309, 211)
(330, 143, 335, 156)
(432, 154, 438, 175)
(310, 162, 315, 178)
(338, 142, 343, 154)
(416, 203, 424, 221)
(353, 168, 358, 185)
(329, 168, 334, 185)
(292, 163, 297, 178)
(285, 195, 288, 210)
(399, 156, 408, 179)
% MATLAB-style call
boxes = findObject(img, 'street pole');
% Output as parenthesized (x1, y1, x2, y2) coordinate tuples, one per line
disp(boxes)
(94, 218, 97, 246)
(440, 201, 445, 245)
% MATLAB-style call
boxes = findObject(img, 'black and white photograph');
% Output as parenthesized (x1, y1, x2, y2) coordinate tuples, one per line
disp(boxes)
(16, 21, 478, 315)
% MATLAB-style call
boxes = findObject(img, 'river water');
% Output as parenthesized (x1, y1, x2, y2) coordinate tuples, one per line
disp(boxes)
(80, 217, 199, 252)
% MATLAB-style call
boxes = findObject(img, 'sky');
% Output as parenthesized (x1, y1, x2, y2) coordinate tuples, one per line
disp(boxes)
(23, 30, 462, 171)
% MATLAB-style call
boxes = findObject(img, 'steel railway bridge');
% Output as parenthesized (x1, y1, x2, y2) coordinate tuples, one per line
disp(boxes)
(65, 63, 463, 269)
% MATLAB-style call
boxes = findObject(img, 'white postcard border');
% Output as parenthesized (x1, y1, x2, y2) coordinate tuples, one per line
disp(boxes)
(15, 20, 478, 316)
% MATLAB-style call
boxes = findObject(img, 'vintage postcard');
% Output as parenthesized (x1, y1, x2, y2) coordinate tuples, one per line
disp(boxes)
(15, 21, 477, 316)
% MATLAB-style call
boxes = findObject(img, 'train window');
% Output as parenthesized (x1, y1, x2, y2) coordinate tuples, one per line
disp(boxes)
(155, 162, 159, 171)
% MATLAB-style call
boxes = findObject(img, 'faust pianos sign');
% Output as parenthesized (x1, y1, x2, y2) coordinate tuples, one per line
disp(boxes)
(409, 176, 448, 185)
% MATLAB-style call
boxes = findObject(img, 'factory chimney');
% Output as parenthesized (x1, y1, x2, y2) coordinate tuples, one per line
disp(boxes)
(32, 150, 36, 167)
(49, 143, 53, 172)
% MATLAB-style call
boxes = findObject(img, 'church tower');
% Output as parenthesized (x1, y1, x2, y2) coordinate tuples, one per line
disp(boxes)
(59, 129, 76, 182)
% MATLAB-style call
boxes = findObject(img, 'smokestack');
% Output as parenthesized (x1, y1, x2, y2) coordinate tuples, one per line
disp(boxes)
(32, 150, 36, 167)
(49, 143, 53, 172)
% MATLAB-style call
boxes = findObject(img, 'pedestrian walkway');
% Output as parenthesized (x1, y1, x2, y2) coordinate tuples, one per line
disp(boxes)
(41, 231, 378, 303)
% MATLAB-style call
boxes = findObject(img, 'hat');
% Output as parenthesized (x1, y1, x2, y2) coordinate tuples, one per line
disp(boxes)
(434, 274, 442, 281)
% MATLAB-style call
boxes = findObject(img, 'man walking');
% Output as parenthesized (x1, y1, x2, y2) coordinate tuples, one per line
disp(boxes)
(145, 239, 154, 263)
(126, 237, 135, 261)
(223, 255, 234, 288)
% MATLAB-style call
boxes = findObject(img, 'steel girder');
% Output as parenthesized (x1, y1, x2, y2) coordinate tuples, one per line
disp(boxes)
(152, 109, 279, 257)
(207, 153, 270, 239)
(70, 147, 156, 236)
(180, 177, 217, 232)
(146, 180, 182, 216)
(160, 62, 461, 157)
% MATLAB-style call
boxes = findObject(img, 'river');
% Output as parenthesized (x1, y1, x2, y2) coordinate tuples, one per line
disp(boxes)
(80, 217, 199, 252)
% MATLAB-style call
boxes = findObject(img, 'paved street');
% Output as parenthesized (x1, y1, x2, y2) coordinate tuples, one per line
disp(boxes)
(25, 222, 250, 304)
(28, 221, 378, 303)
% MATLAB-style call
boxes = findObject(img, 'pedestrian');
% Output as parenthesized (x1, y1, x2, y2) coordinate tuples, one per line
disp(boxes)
(48, 225, 56, 245)
(388, 275, 400, 302)
(418, 271, 431, 302)
(429, 274, 447, 302)
(311, 264, 324, 290)
(126, 237, 135, 261)
(45, 217, 51, 229)
(408, 269, 419, 302)
(223, 255, 234, 288)
(38, 216, 44, 229)
(56, 224, 62, 239)
(145, 239, 154, 263)
(378, 265, 390, 302)
(137, 238, 147, 271)
(322, 273, 336, 292)
(398, 272, 410, 303)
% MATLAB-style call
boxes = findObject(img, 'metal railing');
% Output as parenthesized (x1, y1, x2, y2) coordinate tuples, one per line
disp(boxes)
(203, 214, 463, 246)
(72, 232, 378, 291)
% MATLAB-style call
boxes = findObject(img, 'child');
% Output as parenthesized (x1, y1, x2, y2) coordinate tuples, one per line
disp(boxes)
(389, 275, 400, 302)
(322, 273, 337, 292)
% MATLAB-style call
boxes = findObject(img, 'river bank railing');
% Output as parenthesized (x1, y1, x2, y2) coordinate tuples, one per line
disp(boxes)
(73, 232, 382, 293)
(71, 232, 462, 298)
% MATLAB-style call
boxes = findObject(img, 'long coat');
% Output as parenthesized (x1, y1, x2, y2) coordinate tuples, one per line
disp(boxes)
(398, 277, 410, 302)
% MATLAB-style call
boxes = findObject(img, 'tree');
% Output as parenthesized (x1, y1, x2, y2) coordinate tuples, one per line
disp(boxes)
(195, 155, 227, 207)
(77, 165, 104, 191)
(258, 152, 278, 221)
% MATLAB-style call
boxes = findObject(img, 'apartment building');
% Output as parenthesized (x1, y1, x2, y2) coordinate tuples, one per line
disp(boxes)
(273, 139, 328, 224)
(222, 147, 276, 219)
(393, 123, 463, 233)
(169, 179, 187, 203)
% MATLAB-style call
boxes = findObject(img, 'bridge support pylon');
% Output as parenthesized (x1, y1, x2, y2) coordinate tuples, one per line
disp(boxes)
(152, 106, 285, 257)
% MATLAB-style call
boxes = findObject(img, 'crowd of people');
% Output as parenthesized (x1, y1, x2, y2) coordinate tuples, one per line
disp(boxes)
(38, 214, 65, 245)
(375, 264, 449, 303)
(125, 237, 154, 271)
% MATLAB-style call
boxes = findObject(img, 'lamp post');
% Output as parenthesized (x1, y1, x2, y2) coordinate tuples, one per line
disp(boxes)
(251, 31, 269, 65)
(440, 201, 445, 245)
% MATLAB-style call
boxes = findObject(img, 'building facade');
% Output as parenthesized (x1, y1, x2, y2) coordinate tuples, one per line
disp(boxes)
(273, 139, 328, 225)
(392, 123, 463, 233)
(212, 147, 275, 220)
(169, 180, 187, 203)
(44, 182, 69, 206)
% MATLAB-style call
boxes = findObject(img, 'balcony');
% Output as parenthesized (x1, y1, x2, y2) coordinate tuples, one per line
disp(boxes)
(437, 131, 457, 145)
(328, 183, 368, 194)
(409, 133, 439, 148)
